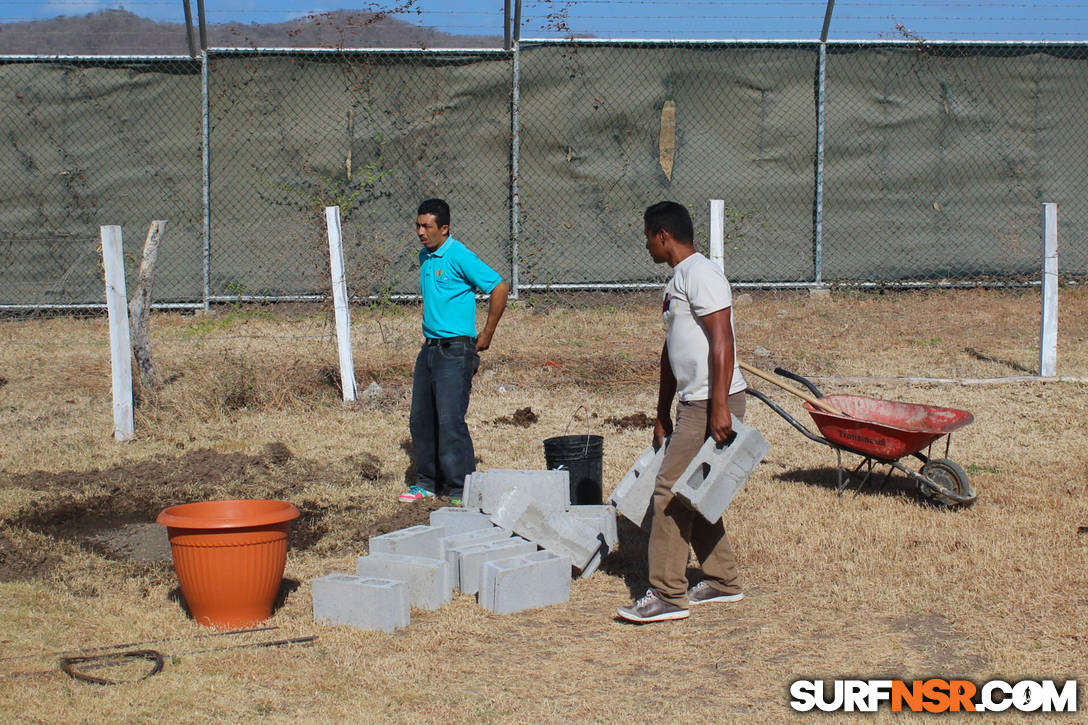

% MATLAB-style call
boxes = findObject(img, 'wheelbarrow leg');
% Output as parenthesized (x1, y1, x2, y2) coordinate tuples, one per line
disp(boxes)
(872, 465, 896, 494)
(851, 459, 878, 498)
(835, 449, 847, 492)
(836, 450, 874, 496)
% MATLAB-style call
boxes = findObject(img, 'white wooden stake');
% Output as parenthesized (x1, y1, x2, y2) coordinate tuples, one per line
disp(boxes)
(100, 225, 135, 441)
(1040, 202, 1059, 377)
(326, 206, 358, 402)
(708, 199, 725, 272)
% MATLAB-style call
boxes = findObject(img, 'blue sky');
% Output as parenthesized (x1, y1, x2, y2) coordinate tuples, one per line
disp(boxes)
(7, 1, 1088, 40)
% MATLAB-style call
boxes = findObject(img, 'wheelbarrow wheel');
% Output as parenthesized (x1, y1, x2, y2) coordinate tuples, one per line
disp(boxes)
(919, 458, 975, 507)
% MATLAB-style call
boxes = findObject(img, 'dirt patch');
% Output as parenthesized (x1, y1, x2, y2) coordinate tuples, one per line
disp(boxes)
(0, 528, 65, 582)
(490, 406, 539, 428)
(0, 442, 299, 496)
(365, 497, 447, 538)
(346, 452, 383, 481)
(605, 411, 653, 430)
(86, 522, 173, 563)
(0, 442, 406, 582)
(884, 613, 990, 674)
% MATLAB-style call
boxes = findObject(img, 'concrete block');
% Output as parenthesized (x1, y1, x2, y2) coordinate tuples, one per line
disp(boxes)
(462, 471, 486, 510)
(565, 505, 618, 578)
(355, 552, 451, 611)
(567, 505, 618, 578)
(311, 574, 409, 633)
(452, 537, 537, 595)
(488, 488, 533, 531)
(369, 524, 446, 560)
(441, 526, 511, 564)
(429, 507, 493, 536)
(478, 550, 572, 614)
(610, 443, 665, 529)
(506, 501, 601, 571)
(568, 504, 618, 549)
(673, 416, 770, 523)
(464, 469, 570, 514)
(578, 549, 605, 579)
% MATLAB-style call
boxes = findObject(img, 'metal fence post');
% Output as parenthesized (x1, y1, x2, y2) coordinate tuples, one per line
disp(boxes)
(201, 50, 211, 312)
(509, 41, 522, 299)
(813, 42, 827, 285)
(813, 0, 834, 285)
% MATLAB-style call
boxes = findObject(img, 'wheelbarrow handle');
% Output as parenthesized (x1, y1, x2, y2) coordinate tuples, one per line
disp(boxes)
(772, 367, 825, 398)
(739, 362, 845, 416)
(744, 388, 830, 446)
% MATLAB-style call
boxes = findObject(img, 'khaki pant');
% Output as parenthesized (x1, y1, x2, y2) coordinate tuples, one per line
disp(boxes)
(648, 394, 746, 606)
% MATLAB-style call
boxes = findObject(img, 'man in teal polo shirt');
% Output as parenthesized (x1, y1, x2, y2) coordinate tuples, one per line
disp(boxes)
(399, 198, 509, 504)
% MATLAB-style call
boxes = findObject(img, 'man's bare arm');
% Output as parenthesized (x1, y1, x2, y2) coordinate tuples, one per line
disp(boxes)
(700, 307, 736, 443)
(476, 280, 509, 351)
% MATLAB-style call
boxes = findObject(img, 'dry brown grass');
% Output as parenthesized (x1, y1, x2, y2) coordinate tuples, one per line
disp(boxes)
(1, 288, 1087, 722)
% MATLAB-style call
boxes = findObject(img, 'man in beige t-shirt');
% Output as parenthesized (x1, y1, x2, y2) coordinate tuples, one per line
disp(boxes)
(618, 200, 749, 624)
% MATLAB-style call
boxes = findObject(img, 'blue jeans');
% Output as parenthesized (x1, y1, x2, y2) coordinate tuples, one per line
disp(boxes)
(409, 337, 479, 498)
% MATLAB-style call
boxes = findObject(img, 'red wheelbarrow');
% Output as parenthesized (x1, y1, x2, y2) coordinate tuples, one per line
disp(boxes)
(743, 365, 976, 507)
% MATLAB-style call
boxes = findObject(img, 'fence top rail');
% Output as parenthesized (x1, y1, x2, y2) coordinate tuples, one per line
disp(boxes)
(522, 37, 1088, 48)
(206, 47, 510, 57)
(521, 37, 819, 47)
(0, 54, 197, 62)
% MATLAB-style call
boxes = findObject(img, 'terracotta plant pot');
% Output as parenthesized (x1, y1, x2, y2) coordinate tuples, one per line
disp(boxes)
(157, 499, 300, 628)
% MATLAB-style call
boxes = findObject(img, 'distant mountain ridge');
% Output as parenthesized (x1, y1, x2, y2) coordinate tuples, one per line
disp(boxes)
(0, 8, 502, 55)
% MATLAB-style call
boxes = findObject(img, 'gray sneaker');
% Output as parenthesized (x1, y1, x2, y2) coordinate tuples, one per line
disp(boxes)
(687, 580, 744, 605)
(617, 589, 690, 623)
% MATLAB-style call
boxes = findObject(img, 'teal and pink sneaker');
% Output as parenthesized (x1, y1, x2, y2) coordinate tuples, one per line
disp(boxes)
(397, 485, 436, 502)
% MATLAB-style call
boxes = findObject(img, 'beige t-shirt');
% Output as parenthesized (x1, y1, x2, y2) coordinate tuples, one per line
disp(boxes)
(662, 252, 747, 402)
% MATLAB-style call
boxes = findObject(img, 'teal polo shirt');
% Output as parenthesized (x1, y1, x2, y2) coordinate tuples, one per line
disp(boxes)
(418, 237, 503, 339)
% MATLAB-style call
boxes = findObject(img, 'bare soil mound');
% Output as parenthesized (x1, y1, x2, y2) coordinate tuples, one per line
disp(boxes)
(0, 443, 428, 583)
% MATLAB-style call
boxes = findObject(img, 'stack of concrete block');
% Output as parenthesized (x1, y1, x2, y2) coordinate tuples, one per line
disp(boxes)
(473, 469, 616, 576)
(313, 468, 624, 630)
(489, 494, 600, 573)
(440, 525, 513, 567)
(451, 536, 537, 594)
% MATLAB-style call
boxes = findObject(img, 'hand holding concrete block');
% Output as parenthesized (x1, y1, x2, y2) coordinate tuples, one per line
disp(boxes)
(672, 416, 770, 522)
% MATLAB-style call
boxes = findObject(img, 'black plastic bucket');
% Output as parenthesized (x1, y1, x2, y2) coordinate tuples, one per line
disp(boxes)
(543, 434, 604, 505)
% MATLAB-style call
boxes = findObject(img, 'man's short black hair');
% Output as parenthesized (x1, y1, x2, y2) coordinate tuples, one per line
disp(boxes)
(643, 200, 693, 244)
(417, 198, 450, 229)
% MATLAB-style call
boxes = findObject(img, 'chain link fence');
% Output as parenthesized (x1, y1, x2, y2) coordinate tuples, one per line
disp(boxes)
(208, 49, 512, 301)
(0, 56, 203, 306)
(824, 42, 1088, 282)
(2, 41, 1086, 308)
(517, 41, 817, 288)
